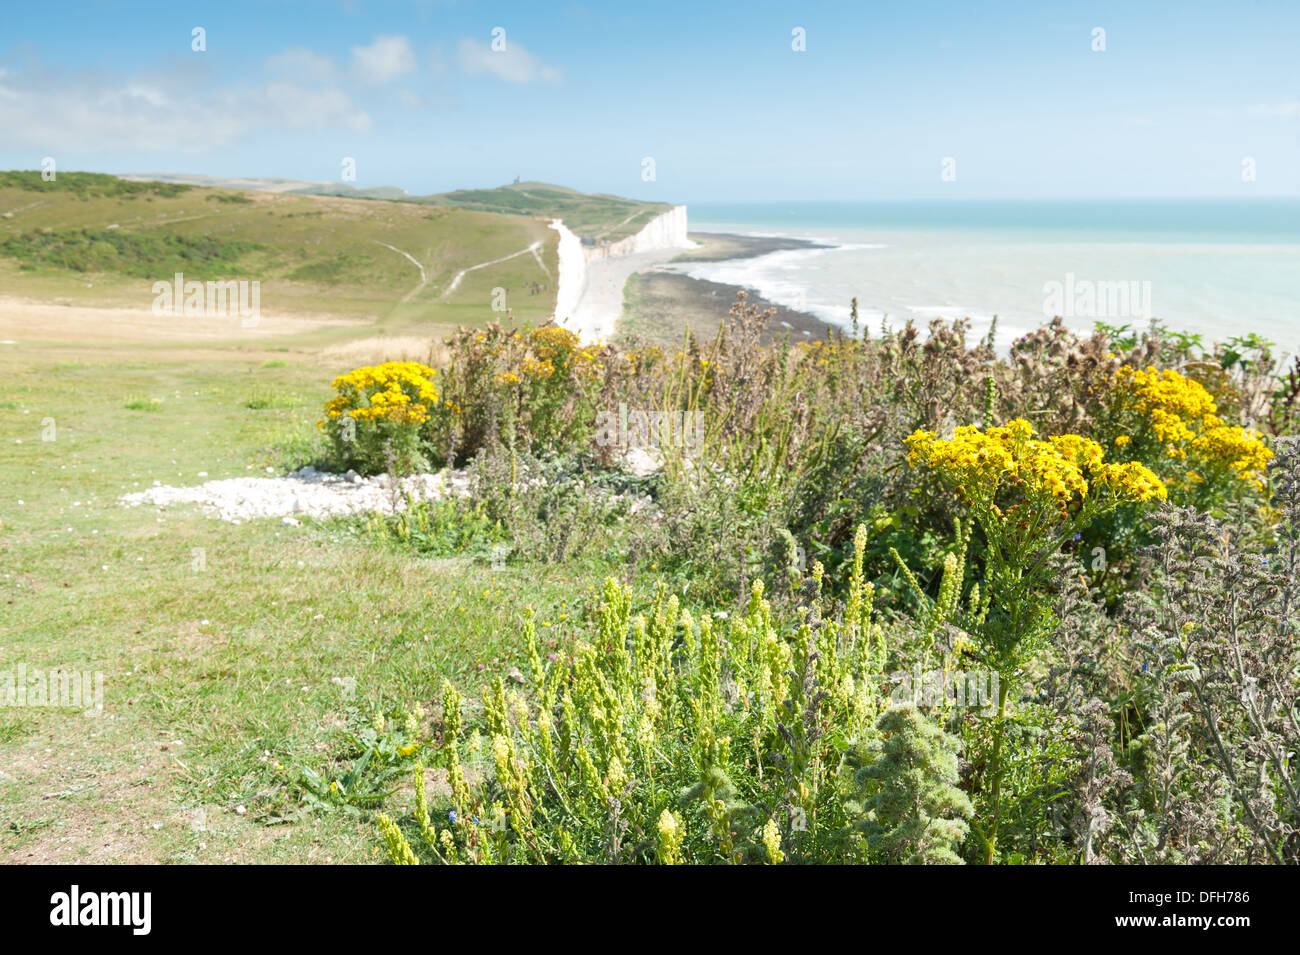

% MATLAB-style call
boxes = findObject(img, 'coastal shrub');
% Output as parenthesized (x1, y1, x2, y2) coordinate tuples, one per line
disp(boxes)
(463, 447, 649, 568)
(356, 448, 649, 569)
(327, 301, 1281, 617)
(320, 361, 443, 474)
(902, 419, 1166, 862)
(402, 300, 1280, 617)
(431, 323, 610, 463)
(0, 227, 262, 278)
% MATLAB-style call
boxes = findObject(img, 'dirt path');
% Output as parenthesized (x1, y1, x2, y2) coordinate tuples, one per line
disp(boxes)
(442, 241, 546, 298)
(368, 240, 431, 304)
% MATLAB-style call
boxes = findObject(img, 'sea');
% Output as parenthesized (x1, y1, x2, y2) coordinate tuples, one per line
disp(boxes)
(679, 200, 1300, 353)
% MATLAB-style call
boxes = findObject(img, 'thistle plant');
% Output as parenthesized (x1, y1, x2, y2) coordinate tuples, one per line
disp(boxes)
(1113, 444, 1300, 863)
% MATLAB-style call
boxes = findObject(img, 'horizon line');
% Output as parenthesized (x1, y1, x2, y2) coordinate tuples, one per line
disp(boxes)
(6, 168, 1299, 205)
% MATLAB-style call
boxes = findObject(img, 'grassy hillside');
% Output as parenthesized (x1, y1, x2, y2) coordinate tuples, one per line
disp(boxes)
(291, 183, 412, 201)
(119, 173, 671, 242)
(0, 171, 561, 342)
(418, 181, 671, 242)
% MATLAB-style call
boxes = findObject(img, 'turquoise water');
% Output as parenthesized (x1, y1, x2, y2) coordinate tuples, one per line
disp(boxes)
(681, 200, 1300, 350)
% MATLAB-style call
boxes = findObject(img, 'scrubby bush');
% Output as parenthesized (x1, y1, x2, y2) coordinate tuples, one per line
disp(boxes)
(430, 323, 611, 463)
(0, 227, 262, 278)
(316, 297, 1300, 864)
(320, 361, 445, 474)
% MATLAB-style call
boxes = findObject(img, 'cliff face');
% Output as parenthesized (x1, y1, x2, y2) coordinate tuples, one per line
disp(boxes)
(551, 205, 693, 342)
(583, 206, 692, 261)
(548, 219, 587, 322)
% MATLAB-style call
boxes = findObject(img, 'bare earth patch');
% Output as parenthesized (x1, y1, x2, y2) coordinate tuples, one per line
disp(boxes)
(0, 295, 367, 344)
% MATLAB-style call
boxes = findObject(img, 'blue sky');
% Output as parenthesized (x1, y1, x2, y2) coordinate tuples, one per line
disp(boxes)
(1, 0, 1297, 200)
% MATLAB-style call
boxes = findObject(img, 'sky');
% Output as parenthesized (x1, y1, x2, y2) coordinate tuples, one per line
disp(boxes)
(1, 0, 1297, 201)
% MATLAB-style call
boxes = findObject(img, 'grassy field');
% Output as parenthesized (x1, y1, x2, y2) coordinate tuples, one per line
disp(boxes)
(0, 172, 562, 333)
(120, 175, 672, 245)
(0, 171, 700, 865)
(418, 181, 671, 243)
(0, 338, 621, 863)
(0, 173, 673, 861)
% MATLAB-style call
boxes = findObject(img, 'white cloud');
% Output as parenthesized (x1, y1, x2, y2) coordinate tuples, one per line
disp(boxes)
(0, 66, 370, 153)
(1247, 101, 1300, 118)
(350, 35, 416, 85)
(458, 38, 561, 84)
(256, 82, 372, 131)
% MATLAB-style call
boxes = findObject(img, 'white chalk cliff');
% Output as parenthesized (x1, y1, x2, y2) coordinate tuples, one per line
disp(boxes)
(551, 206, 694, 342)
(582, 205, 692, 260)
(548, 218, 587, 328)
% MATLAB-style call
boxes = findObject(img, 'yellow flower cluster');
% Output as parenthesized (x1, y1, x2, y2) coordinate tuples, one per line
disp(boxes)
(656, 808, 684, 865)
(519, 356, 555, 380)
(1192, 421, 1273, 478)
(1115, 365, 1217, 423)
(1148, 408, 1196, 448)
(1090, 460, 1169, 503)
(1112, 365, 1271, 481)
(488, 326, 605, 387)
(529, 325, 581, 360)
(906, 418, 1166, 511)
(324, 361, 439, 425)
(761, 817, 784, 865)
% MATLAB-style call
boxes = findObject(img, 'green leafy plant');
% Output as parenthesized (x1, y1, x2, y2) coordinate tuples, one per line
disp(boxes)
(851, 705, 972, 864)
(299, 708, 424, 815)
(903, 419, 1166, 862)
(373, 526, 955, 864)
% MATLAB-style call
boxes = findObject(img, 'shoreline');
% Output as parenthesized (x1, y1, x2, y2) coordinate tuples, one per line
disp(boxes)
(550, 211, 694, 343)
(615, 232, 839, 346)
(667, 231, 835, 263)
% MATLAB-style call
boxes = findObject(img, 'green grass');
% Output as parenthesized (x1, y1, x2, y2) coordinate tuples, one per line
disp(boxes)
(419, 181, 671, 242)
(243, 388, 302, 410)
(0, 172, 562, 331)
(2, 228, 264, 279)
(0, 346, 614, 863)
(0, 170, 193, 199)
